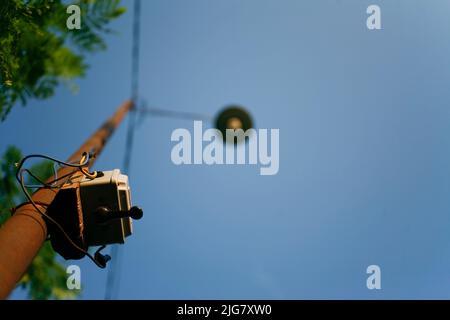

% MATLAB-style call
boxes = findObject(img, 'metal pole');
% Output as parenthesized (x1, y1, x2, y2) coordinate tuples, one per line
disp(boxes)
(0, 100, 133, 299)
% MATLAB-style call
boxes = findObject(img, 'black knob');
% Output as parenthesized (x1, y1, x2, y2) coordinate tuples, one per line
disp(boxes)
(129, 206, 143, 220)
(95, 206, 144, 224)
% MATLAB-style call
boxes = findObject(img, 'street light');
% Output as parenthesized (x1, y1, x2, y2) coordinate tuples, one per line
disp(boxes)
(215, 105, 254, 144)
(137, 104, 255, 145)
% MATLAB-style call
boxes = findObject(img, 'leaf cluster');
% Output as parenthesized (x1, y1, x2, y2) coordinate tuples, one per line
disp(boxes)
(0, 0, 126, 120)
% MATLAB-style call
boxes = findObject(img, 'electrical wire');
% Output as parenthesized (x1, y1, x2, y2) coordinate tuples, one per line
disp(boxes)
(22, 161, 59, 189)
(15, 152, 107, 268)
(15, 152, 91, 182)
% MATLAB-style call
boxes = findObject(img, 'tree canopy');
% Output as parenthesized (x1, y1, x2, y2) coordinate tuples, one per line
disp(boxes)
(0, 0, 126, 120)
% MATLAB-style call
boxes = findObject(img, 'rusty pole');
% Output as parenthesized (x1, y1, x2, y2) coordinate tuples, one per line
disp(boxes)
(0, 100, 133, 299)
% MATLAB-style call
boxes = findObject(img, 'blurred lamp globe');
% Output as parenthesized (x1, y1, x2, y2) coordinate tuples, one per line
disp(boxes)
(215, 106, 254, 144)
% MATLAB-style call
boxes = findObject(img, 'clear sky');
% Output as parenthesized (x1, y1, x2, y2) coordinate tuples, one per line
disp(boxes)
(3, 0, 450, 299)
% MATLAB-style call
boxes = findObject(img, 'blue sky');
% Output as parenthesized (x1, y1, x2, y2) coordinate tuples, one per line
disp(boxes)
(3, 0, 450, 299)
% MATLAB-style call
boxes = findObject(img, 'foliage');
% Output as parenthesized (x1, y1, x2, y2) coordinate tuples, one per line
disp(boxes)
(0, 0, 126, 120)
(0, 146, 77, 299)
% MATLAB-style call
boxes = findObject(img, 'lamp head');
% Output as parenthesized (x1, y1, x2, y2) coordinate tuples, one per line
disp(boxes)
(215, 106, 254, 144)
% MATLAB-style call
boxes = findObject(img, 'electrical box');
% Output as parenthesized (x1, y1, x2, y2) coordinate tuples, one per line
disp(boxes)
(80, 169, 133, 246)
